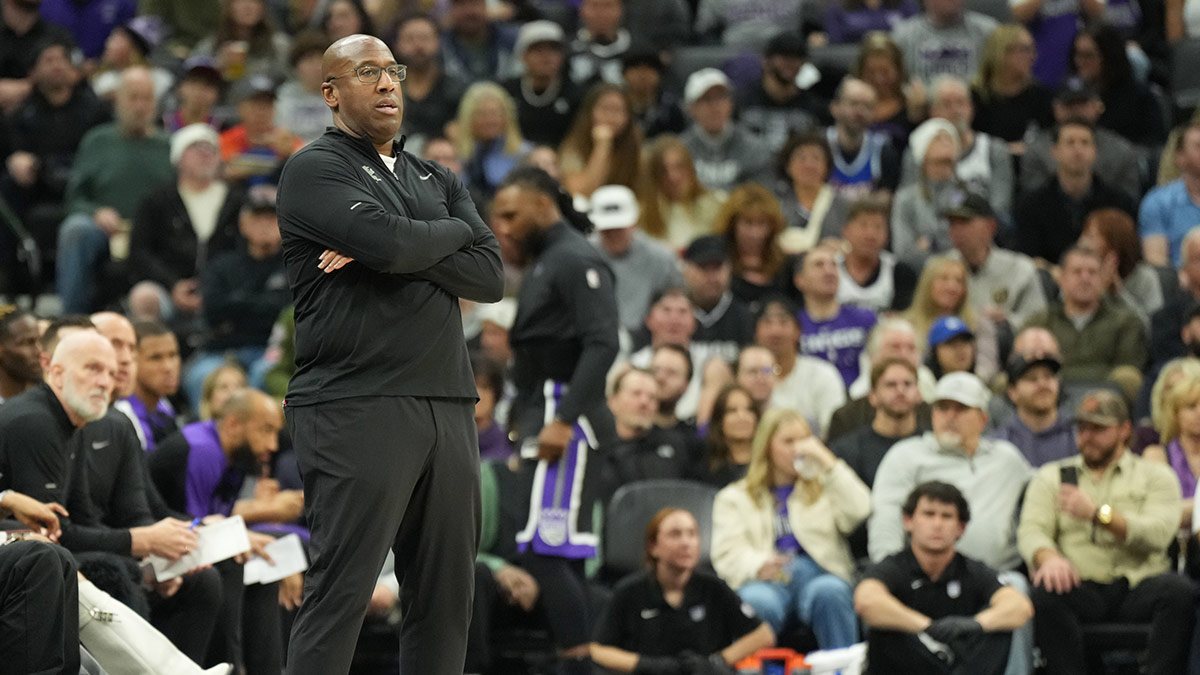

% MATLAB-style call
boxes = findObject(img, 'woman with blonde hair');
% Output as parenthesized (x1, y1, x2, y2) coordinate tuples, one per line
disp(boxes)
(904, 256, 1001, 380)
(1135, 358, 1200, 453)
(1143, 371, 1200, 528)
(714, 184, 791, 304)
(970, 24, 1053, 152)
(711, 408, 870, 648)
(558, 83, 642, 197)
(198, 363, 248, 420)
(453, 81, 531, 201)
(639, 135, 726, 250)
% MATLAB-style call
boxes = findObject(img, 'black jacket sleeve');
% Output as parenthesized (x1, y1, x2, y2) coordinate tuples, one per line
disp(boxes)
(555, 259, 620, 423)
(401, 168, 504, 303)
(277, 148, 475, 274)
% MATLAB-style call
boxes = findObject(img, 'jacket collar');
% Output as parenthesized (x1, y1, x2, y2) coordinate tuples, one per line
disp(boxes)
(325, 125, 406, 159)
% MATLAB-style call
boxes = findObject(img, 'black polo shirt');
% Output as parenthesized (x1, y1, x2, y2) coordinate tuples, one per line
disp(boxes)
(594, 570, 762, 656)
(864, 548, 1002, 622)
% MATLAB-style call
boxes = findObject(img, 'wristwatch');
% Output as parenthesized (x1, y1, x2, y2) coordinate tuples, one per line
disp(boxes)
(1095, 504, 1114, 526)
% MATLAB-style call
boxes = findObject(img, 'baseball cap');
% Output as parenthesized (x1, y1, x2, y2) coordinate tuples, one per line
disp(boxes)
(514, 20, 564, 59)
(1005, 354, 1062, 383)
(684, 68, 731, 106)
(182, 56, 223, 86)
(683, 235, 729, 266)
(242, 184, 278, 213)
(765, 31, 806, 59)
(1056, 76, 1099, 104)
(230, 74, 276, 105)
(588, 185, 640, 231)
(169, 123, 219, 165)
(1074, 389, 1129, 426)
(940, 189, 995, 220)
(928, 316, 974, 348)
(933, 372, 990, 410)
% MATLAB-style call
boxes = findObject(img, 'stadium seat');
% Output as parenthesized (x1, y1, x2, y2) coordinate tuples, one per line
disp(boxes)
(600, 479, 719, 581)
(1171, 38, 1200, 112)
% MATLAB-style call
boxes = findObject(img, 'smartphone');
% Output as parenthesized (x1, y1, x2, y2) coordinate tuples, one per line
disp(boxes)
(1060, 466, 1078, 486)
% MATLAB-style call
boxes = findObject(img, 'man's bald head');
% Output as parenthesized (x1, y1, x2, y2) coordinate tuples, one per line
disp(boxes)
(216, 388, 284, 463)
(91, 312, 138, 399)
(48, 330, 117, 425)
(1013, 327, 1060, 360)
(320, 34, 403, 151)
(322, 34, 389, 82)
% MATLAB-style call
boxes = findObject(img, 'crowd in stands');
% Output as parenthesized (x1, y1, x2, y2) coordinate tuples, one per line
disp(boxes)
(4, 0, 1200, 672)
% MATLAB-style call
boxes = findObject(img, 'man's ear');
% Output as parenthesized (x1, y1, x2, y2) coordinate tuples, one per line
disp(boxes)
(322, 82, 338, 109)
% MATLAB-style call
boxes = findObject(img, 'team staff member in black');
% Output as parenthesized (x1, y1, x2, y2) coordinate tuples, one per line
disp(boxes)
(491, 167, 620, 674)
(590, 507, 774, 673)
(854, 482, 1033, 675)
(276, 34, 504, 675)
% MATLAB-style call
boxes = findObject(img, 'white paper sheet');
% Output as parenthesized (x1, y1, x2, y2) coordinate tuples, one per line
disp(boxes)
(243, 533, 309, 585)
(148, 516, 251, 582)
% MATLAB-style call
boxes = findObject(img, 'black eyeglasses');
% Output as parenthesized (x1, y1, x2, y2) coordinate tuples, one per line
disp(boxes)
(325, 64, 407, 84)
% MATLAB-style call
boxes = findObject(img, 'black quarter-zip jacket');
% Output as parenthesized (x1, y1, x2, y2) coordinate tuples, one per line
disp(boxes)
(277, 127, 504, 406)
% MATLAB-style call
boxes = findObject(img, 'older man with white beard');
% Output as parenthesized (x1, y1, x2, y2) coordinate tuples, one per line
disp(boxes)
(0, 330, 116, 531)
(869, 371, 1035, 675)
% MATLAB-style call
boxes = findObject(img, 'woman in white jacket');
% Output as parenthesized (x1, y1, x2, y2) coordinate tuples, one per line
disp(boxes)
(711, 408, 871, 649)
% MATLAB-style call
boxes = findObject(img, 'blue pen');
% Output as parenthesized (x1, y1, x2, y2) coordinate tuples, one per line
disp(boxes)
(188, 517, 202, 531)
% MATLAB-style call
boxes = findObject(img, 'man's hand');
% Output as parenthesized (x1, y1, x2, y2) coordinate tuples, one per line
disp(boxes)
(494, 564, 539, 611)
(367, 583, 398, 614)
(170, 278, 202, 314)
(1057, 484, 1097, 522)
(153, 577, 184, 599)
(925, 616, 983, 644)
(1032, 553, 1080, 594)
(536, 419, 573, 462)
(318, 249, 355, 273)
(680, 652, 735, 675)
(279, 572, 304, 610)
(93, 207, 123, 237)
(6, 151, 38, 187)
(130, 517, 200, 560)
(236, 531, 276, 565)
(0, 79, 32, 114)
(1, 491, 66, 541)
(254, 477, 280, 501)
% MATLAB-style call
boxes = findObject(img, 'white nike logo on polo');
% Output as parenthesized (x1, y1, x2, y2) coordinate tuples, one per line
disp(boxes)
(350, 202, 362, 210)
(92, 440, 110, 450)
(418, 173, 432, 180)
(640, 608, 659, 619)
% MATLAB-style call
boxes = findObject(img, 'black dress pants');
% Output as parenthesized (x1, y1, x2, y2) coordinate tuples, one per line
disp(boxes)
(1033, 573, 1194, 675)
(285, 396, 480, 675)
(0, 540, 80, 675)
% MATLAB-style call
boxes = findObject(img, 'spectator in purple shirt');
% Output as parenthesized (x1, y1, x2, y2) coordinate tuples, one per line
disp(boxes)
(794, 244, 878, 387)
(824, 0, 920, 45)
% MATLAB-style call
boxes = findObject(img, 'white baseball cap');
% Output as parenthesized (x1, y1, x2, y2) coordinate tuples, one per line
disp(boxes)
(933, 372, 990, 410)
(588, 185, 640, 231)
(170, 123, 219, 165)
(514, 20, 564, 59)
(684, 68, 732, 106)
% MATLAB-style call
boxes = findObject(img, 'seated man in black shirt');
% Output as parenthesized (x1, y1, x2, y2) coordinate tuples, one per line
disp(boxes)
(854, 481, 1033, 675)
(603, 366, 691, 491)
(590, 507, 774, 673)
(832, 358, 922, 489)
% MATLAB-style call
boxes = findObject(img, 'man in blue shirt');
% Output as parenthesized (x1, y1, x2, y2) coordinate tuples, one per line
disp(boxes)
(1140, 120, 1200, 267)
